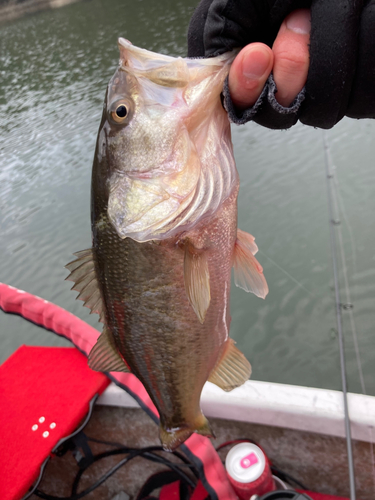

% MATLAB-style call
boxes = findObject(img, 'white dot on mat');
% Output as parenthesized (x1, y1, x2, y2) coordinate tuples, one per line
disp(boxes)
(43, 431, 49, 438)
(32, 425, 38, 431)
(39, 416, 45, 423)
(50, 422, 56, 429)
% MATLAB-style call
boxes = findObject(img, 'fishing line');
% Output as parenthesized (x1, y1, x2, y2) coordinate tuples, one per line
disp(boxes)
(328, 160, 366, 395)
(323, 131, 356, 500)
(324, 132, 375, 496)
(258, 249, 317, 298)
(369, 426, 375, 494)
(324, 133, 375, 493)
(332, 168, 358, 275)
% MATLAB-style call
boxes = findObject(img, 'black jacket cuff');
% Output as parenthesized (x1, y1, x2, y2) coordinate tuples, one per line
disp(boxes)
(223, 74, 306, 129)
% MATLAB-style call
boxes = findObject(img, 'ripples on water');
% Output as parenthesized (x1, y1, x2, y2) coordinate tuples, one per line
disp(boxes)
(0, 0, 374, 396)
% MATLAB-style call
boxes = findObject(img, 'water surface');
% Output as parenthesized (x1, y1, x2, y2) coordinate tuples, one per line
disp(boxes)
(1, 0, 374, 396)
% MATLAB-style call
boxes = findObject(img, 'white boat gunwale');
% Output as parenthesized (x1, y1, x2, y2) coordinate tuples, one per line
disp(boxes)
(97, 380, 375, 444)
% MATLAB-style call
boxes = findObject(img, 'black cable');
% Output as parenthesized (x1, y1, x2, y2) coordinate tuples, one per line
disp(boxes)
(71, 447, 197, 496)
(34, 445, 198, 500)
(77, 444, 197, 469)
(34, 435, 310, 499)
(85, 438, 197, 472)
(270, 465, 309, 491)
(86, 436, 125, 448)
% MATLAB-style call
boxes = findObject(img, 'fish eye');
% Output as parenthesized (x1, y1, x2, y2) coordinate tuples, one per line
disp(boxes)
(109, 98, 133, 125)
(114, 104, 127, 119)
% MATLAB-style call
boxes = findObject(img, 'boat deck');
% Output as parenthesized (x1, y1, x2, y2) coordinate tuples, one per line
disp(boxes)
(32, 404, 374, 499)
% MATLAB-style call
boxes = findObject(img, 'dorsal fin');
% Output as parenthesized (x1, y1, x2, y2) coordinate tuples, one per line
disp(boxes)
(233, 229, 269, 299)
(65, 249, 105, 322)
(88, 327, 130, 373)
(208, 339, 251, 392)
(184, 243, 210, 324)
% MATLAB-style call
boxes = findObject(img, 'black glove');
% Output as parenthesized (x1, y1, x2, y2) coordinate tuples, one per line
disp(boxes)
(188, 0, 375, 129)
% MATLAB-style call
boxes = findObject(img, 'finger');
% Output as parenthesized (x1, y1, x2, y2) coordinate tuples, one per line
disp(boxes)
(228, 43, 274, 110)
(272, 9, 311, 107)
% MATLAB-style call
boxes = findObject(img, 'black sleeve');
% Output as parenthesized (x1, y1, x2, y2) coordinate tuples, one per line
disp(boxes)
(346, 1, 375, 119)
(188, 0, 375, 130)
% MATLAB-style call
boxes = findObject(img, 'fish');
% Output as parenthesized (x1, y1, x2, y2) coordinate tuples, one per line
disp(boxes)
(66, 38, 268, 451)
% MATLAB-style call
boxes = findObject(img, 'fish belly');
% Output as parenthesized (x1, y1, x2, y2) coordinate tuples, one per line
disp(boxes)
(93, 189, 238, 436)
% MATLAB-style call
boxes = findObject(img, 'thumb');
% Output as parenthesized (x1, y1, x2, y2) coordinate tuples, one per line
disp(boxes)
(228, 43, 273, 110)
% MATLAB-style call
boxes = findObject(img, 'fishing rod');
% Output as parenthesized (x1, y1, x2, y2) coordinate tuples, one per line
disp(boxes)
(322, 131, 356, 500)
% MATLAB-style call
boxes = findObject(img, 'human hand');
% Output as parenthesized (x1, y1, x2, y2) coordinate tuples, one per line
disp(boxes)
(228, 9, 310, 110)
(188, 0, 375, 129)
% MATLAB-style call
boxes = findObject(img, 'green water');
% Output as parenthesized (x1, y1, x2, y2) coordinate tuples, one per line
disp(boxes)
(1, 0, 374, 396)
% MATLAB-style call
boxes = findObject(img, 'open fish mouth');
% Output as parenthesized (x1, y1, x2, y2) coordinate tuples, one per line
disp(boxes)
(105, 42, 238, 243)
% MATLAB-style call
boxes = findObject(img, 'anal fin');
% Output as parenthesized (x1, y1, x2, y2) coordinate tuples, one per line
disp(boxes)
(233, 229, 269, 299)
(88, 327, 130, 373)
(208, 339, 251, 392)
(184, 243, 210, 324)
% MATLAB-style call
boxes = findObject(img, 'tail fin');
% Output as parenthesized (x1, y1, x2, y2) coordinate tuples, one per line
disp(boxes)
(159, 414, 214, 451)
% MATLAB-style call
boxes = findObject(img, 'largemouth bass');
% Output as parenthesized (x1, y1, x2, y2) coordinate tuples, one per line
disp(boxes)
(66, 39, 268, 451)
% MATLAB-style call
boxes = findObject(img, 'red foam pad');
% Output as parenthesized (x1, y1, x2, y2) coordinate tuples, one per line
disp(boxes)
(0, 345, 109, 500)
(160, 483, 350, 500)
(160, 480, 208, 500)
(159, 481, 181, 500)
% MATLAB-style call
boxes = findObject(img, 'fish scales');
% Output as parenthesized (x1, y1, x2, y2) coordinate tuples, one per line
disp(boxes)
(92, 188, 237, 429)
(66, 39, 268, 451)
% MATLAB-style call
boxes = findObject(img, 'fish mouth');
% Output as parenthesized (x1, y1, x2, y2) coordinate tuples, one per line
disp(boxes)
(118, 38, 181, 65)
(118, 37, 237, 73)
(106, 39, 238, 243)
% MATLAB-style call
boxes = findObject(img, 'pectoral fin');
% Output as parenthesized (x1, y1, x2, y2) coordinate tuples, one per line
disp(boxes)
(65, 249, 106, 323)
(233, 229, 269, 299)
(88, 327, 130, 373)
(208, 339, 251, 392)
(184, 244, 210, 324)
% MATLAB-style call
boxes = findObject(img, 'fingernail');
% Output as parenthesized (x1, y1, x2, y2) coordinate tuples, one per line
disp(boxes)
(242, 49, 271, 79)
(286, 9, 311, 35)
